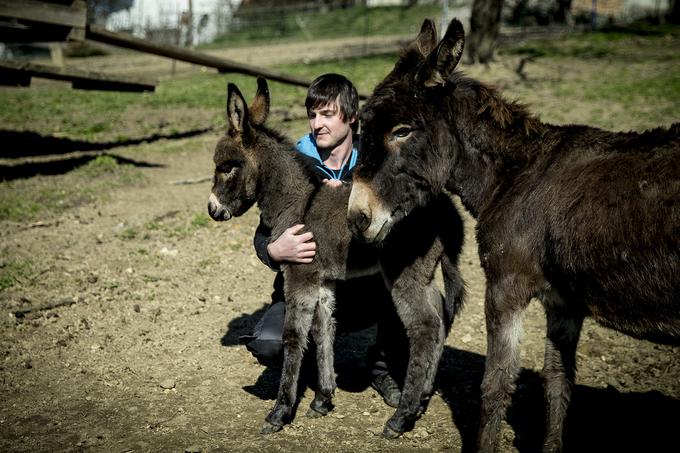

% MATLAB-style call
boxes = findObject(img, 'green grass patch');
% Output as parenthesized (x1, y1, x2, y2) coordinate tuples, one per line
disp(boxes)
(190, 213, 211, 229)
(0, 181, 77, 221)
(502, 24, 680, 60)
(118, 227, 138, 240)
(0, 187, 42, 221)
(76, 155, 120, 176)
(0, 259, 33, 291)
(0, 155, 146, 222)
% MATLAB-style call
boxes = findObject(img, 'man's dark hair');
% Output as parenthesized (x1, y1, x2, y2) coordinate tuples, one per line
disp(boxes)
(305, 73, 359, 132)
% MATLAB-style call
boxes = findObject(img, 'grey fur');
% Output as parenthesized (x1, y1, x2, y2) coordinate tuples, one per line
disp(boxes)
(208, 78, 466, 437)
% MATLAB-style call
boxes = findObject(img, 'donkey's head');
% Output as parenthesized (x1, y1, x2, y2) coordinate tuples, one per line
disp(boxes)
(347, 18, 464, 243)
(208, 77, 270, 221)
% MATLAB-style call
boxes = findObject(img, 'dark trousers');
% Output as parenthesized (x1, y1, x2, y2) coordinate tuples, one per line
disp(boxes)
(241, 273, 408, 379)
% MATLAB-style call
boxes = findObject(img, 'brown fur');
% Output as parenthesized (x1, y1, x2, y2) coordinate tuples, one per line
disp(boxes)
(348, 18, 680, 453)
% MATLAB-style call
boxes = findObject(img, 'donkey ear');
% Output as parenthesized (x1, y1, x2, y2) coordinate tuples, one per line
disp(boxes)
(249, 77, 270, 126)
(416, 19, 465, 88)
(227, 82, 249, 135)
(407, 18, 438, 57)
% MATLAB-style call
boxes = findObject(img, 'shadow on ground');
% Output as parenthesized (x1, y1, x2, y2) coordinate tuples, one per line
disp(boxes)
(0, 129, 213, 158)
(222, 321, 680, 453)
(437, 347, 680, 453)
(0, 153, 164, 180)
(0, 128, 218, 180)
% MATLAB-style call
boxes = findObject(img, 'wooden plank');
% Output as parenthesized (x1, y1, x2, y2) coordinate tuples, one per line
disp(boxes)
(86, 25, 315, 90)
(0, 60, 156, 92)
(86, 26, 371, 99)
(0, 0, 86, 29)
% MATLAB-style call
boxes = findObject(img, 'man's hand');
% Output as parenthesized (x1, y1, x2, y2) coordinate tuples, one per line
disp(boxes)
(323, 179, 343, 188)
(267, 224, 316, 264)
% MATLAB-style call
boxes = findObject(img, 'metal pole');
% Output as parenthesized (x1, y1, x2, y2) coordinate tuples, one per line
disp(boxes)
(442, 0, 449, 39)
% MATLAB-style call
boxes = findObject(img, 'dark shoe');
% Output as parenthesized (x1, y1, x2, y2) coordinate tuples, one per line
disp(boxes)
(370, 372, 401, 408)
(240, 336, 283, 369)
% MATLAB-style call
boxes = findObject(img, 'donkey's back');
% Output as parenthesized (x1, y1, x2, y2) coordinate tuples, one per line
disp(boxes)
(487, 124, 680, 343)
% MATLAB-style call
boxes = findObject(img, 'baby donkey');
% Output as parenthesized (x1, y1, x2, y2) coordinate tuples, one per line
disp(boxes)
(208, 78, 465, 437)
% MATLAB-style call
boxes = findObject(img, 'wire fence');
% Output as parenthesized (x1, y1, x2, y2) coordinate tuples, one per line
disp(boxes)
(105, 1, 470, 47)
(104, 0, 671, 50)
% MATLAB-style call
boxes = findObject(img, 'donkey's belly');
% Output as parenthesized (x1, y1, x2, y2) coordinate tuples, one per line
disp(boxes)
(344, 240, 381, 279)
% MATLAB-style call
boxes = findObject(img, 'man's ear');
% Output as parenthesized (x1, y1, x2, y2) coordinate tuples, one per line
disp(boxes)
(250, 77, 270, 126)
(227, 82, 249, 136)
(415, 18, 465, 88)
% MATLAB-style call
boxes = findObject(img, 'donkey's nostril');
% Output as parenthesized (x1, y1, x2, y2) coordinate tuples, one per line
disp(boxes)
(208, 201, 218, 220)
(353, 210, 370, 232)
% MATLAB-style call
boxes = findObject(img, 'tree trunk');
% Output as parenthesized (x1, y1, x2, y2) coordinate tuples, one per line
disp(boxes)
(466, 0, 504, 64)
(555, 0, 573, 23)
(669, 0, 680, 24)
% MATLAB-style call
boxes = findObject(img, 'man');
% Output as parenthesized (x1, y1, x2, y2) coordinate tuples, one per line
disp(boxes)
(240, 73, 404, 407)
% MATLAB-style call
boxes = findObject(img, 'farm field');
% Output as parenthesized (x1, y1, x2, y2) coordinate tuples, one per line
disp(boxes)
(1, 26, 679, 452)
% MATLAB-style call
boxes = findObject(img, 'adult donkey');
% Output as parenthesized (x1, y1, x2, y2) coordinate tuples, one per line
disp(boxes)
(347, 18, 680, 453)
(208, 77, 466, 437)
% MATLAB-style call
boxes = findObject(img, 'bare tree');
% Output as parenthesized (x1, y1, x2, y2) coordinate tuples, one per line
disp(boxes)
(466, 0, 504, 64)
(555, 0, 573, 23)
(669, 0, 680, 24)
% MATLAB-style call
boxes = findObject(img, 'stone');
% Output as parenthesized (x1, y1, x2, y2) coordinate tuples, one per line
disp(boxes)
(160, 379, 176, 390)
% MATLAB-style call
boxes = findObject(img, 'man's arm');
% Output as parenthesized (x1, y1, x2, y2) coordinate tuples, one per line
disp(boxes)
(254, 217, 317, 270)
(254, 219, 280, 270)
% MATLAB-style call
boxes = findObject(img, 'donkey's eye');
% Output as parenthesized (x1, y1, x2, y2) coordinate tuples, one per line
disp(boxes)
(391, 126, 413, 139)
(217, 161, 240, 174)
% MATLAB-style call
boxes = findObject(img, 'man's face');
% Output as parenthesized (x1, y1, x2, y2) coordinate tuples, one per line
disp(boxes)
(308, 99, 354, 151)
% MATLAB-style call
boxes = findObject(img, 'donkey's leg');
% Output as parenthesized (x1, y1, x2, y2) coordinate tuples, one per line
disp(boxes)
(306, 283, 337, 418)
(383, 283, 445, 438)
(477, 276, 533, 453)
(262, 289, 317, 434)
(541, 291, 584, 453)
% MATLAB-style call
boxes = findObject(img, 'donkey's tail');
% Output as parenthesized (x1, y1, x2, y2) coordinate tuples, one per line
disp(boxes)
(441, 252, 466, 335)
(437, 192, 466, 335)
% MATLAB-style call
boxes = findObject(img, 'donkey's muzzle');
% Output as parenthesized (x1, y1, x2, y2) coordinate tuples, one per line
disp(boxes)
(347, 209, 371, 237)
(208, 193, 232, 221)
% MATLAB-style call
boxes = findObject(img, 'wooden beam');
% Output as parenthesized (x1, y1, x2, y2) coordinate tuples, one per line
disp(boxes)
(0, 60, 156, 92)
(0, 0, 86, 42)
(86, 25, 315, 90)
(0, 0, 86, 28)
(86, 26, 370, 99)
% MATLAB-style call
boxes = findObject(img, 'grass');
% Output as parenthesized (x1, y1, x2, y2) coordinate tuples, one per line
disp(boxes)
(120, 212, 216, 244)
(0, 155, 146, 222)
(498, 25, 680, 130)
(207, 4, 442, 48)
(503, 24, 680, 60)
(0, 259, 33, 292)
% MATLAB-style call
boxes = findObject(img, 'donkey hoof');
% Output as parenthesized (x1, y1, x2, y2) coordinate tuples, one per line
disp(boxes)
(382, 423, 403, 439)
(260, 422, 283, 435)
(305, 407, 328, 418)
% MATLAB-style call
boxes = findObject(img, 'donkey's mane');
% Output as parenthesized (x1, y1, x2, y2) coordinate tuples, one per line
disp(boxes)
(450, 71, 542, 136)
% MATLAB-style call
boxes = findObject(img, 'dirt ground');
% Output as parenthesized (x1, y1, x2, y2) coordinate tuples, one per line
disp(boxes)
(1, 38, 679, 453)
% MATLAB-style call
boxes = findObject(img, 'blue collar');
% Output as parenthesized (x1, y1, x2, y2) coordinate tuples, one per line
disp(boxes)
(295, 133, 358, 181)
